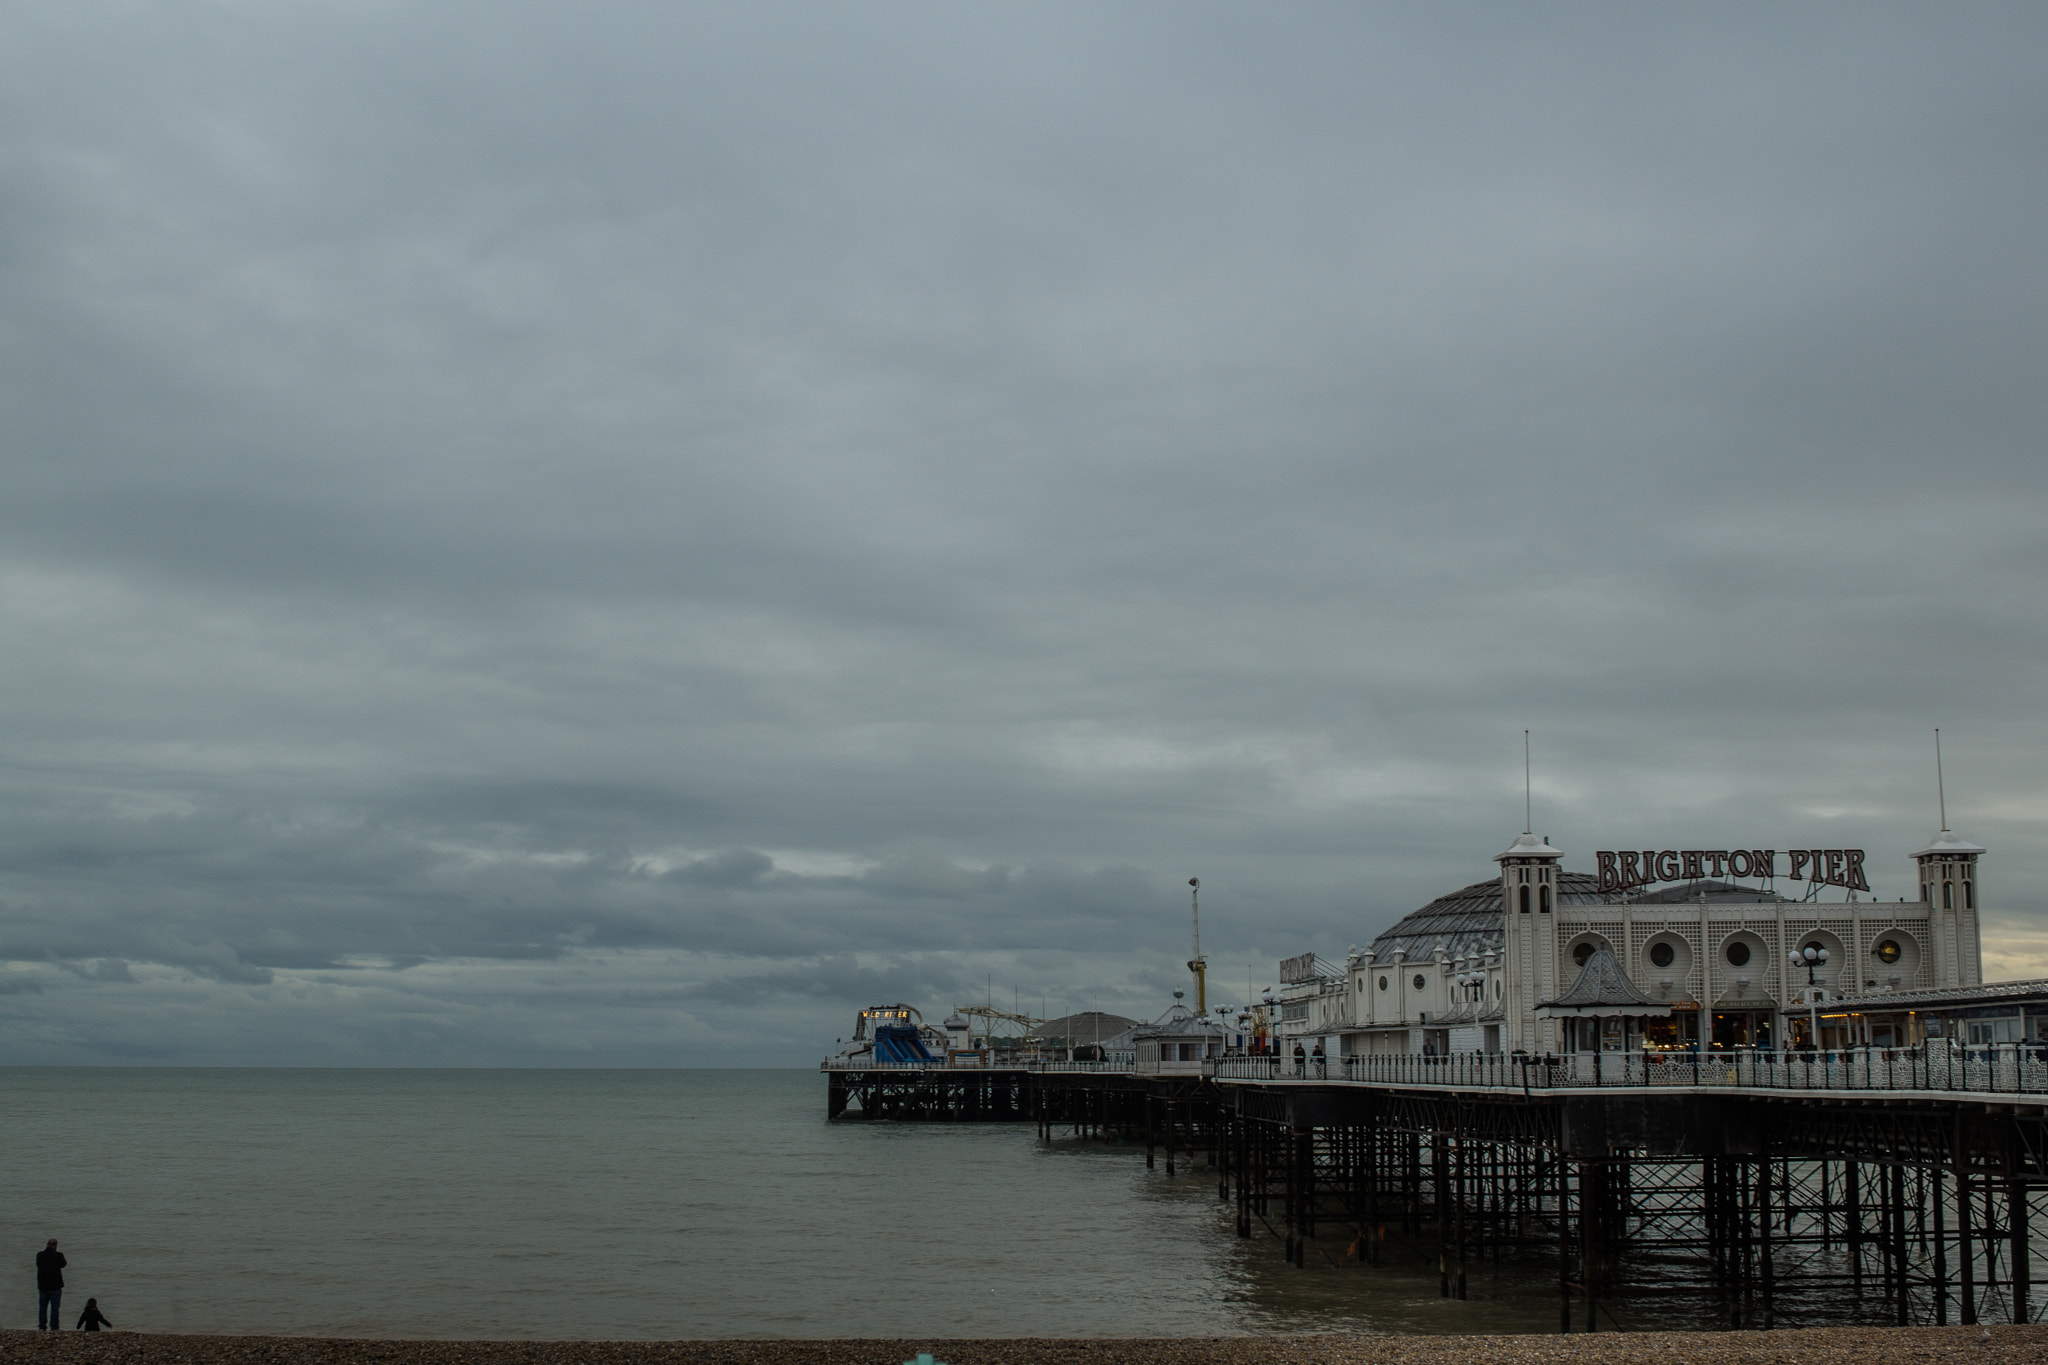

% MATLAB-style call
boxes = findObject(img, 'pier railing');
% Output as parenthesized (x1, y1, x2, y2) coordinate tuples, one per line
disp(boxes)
(819, 1058, 1123, 1072)
(823, 1046, 2048, 1094)
(1210, 1043, 2048, 1095)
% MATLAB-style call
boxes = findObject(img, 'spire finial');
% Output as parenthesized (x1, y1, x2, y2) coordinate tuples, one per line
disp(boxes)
(1523, 730, 1532, 835)
(1935, 727, 1948, 832)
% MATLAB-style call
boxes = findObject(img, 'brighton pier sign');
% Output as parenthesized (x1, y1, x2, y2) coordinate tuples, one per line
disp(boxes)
(1594, 848, 1869, 895)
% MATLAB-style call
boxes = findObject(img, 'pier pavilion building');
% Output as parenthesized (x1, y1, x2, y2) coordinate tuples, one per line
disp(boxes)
(1273, 828, 1987, 1057)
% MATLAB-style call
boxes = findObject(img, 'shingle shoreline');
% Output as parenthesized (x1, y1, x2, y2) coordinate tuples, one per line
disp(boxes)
(3, 1325, 2045, 1365)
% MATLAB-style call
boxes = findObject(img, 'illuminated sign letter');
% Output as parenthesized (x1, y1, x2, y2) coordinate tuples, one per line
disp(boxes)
(1844, 849, 1869, 892)
(1680, 850, 1704, 880)
(1596, 851, 1619, 892)
(1752, 850, 1774, 879)
(1705, 850, 1729, 877)
(1618, 850, 1643, 888)
(1655, 850, 1681, 881)
(1787, 850, 1812, 881)
(1726, 849, 1753, 878)
(1824, 850, 1846, 886)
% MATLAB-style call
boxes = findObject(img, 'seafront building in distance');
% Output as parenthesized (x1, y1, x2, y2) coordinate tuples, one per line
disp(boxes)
(1270, 825, 2006, 1057)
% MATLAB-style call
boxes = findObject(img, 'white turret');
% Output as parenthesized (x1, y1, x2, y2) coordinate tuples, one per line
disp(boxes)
(1913, 830, 1985, 987)
(1497, 832, 1565, 1052)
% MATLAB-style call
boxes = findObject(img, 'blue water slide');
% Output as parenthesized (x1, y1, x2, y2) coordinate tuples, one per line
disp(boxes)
(873, 1025, 934, 1064)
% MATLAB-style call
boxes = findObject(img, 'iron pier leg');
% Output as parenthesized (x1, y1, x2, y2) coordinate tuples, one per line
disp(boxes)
(1960, 1171, 1977, 1325)
(1934, 1163, 1949, 1326)
(1558, 1157, 1573, 1334)
(1761, 1155, 1776, 1329)
(2011, 1178, 2030, 1326)
(1894, 1163, 1911, 1326)
(1847, 1159, 1864, 1297)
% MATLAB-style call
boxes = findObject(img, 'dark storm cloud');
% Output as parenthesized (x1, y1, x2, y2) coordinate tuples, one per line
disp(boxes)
(1, 3, 2045, 1063)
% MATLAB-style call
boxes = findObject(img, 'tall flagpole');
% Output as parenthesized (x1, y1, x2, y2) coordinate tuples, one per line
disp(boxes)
(1935, 728, 1948, 832)
(1524, 730, 1532, 835)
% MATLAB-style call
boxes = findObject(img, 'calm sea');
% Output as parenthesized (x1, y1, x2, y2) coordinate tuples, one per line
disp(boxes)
(2, 1067, 1564, 1340)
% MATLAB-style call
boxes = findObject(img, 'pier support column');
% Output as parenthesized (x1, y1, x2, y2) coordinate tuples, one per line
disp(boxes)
(1960, 1170, 1977, 1325)
(2011, 1178, 2031, 1326)
(1933, 1165, 1949, 1326)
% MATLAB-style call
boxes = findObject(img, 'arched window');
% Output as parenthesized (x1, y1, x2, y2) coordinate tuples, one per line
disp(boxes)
(1943, 881, 1954, 910)
(1518, 885, 1531, 914)
(1963, 880, 1974, 910)
(1539, 884, 1552, 912)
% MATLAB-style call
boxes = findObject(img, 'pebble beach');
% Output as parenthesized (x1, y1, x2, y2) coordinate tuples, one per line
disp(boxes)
(4, 1327, 2046, 1365)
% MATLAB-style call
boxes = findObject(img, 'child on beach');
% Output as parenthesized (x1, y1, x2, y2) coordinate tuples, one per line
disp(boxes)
(74, 1298, 112, 1332)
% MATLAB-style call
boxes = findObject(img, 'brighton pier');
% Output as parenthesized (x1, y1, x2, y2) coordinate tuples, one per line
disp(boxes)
(824, 823, 2043, 1332)
(824, 1046, 2047, 1333)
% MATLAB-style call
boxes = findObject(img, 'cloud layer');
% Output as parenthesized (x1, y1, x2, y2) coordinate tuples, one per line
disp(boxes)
(3, 3, 2045, 1063)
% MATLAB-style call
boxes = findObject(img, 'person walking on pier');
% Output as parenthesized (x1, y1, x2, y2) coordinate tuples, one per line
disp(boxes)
(35, 1239, 65, 1330)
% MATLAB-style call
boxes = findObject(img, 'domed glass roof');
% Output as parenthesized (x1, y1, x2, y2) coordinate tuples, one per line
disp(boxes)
(1367, 871, 1621, 962)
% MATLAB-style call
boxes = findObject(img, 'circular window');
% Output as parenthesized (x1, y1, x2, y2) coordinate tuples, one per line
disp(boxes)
(1378, 975, 1388, 991)
(1726, 941, 1751, 967)
(1876, 939, 1902, 965)
(1649, 942, 1675, 969)
(1412, 974, 1426, 991)
(1572, 942, 1595, 967)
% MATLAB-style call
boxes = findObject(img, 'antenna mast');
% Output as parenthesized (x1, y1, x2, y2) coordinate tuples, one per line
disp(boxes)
(1524, 730, 1532, 834)
(1187, 877, 1206, 1014)
(1935, 727, 1948, 832)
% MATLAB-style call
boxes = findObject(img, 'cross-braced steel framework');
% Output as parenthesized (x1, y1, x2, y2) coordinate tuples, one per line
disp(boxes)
(823, 1067, 2044, 1331)
(1212, 1083, 2047, 1331)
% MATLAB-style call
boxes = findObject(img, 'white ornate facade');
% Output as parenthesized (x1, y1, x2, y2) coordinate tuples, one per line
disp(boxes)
(1272, 829, 1984, 1056)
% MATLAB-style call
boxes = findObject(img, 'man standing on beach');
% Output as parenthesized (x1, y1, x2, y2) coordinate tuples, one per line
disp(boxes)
(36, 1239, 65, 1331)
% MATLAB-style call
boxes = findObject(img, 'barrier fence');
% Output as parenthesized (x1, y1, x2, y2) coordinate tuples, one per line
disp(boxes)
(1210, 1043, 2048, 1094)
(826, 1045, 2048, 1094)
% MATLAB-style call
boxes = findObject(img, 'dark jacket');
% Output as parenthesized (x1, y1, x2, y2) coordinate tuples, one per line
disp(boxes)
(77, 1305, 112, 1331)
(36, 1248, 65, 1292)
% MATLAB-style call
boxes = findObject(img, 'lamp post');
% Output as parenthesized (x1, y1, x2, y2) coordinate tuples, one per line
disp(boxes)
(1788, 944, 1829, 1048)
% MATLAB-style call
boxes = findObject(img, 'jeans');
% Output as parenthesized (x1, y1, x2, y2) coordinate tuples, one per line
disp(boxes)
(38, 1288, 62, 1330)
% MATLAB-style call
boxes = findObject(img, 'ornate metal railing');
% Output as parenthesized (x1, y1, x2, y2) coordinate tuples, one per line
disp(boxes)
(819, 1058, 1125, 1072)
(1208, 1044, 2048, 1094)
(821, 1047, 2048, 1094)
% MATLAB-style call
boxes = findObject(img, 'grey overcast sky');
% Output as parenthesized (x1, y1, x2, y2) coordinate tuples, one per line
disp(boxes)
(2, 3, 2044, 1065)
